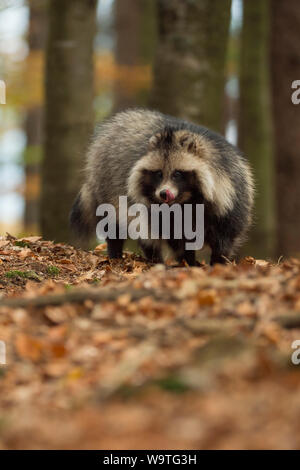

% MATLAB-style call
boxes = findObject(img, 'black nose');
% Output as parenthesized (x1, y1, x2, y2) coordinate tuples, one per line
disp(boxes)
(160, 190, 167, 201)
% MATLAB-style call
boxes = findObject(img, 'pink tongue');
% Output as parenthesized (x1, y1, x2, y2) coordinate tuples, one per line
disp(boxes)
(165, 189, 175, 202)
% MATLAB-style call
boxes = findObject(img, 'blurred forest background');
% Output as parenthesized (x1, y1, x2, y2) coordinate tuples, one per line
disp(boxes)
(0, 0, 299, 260)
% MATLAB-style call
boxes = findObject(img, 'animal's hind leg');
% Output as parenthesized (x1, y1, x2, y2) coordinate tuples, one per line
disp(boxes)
(179, 249, 196, 266)
(168, 238, 196, 266)
(139, 241, 163, 264)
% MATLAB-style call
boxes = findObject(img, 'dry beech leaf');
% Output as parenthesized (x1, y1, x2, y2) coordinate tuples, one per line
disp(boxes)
(197, 289, 217, 306)
(255, 259, 270, 267)
(260, 323, 281, 344)
(95, 243, 107, 252)
(92, 331, 113, 345)
(77, 270, 98, 282)
(44, 306, 69, 324)
(19, 236, 42, 243)
(43, 361, 69, 378)
(84, 253, 99, 268)
(18, 248, 35, 260)
(49, 342, 67, 359)
(240, 256, 256, 265)
(57, 259, 73, 265)
(48, 324, 69, 340)
(117, 293, 131, 307)
(236, 301, 257, 317)
(67, 367, 83, 381)
(15, 333, 45, 362)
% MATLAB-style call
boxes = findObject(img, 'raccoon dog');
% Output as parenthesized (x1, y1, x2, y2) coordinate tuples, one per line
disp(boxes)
(70, 109, 254, 266)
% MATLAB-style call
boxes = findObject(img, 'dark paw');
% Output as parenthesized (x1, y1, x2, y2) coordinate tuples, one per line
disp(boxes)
(210, 254, 228, 266)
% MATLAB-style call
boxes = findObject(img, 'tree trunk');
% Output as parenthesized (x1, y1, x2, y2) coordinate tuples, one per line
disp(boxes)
(150, 0, 232, 133)
(113, 0, 140, 112)
(239, 0, 275, 259)
(113, 0, 157, 112)
(24, 108, 43, 233)
(24, 0, 47, 234)
(140, 0, 157, 67)
(41, 0, 96, 243)
(271, 0, 300, 257)
(139, 0, 158, 106)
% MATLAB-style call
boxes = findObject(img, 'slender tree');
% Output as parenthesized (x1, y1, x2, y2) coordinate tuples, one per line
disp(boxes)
(150, 0, 232, 133)
(139, 0, 158, 106)
(24, 0, 47, 234)
(239, 0, 275, 259)
(271, 0, 300, 257)
(41, 0, 97, 242)
(113, 0, 140, 112)
(113, 0, 157, 112)
(140, 0, 157, 67)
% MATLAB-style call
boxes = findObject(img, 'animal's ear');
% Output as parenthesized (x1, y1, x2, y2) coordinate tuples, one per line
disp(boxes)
(149, 133, 162, 150)
(149, 128, 174, 151)
(177, 131, 199, 154)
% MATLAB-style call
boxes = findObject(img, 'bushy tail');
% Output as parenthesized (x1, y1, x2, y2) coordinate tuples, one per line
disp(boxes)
(69, 189, 96, 241)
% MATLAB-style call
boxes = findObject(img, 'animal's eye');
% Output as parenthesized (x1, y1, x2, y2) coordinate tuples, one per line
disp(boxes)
(154, 170, 163, 179)
(172, 170, 184, 181)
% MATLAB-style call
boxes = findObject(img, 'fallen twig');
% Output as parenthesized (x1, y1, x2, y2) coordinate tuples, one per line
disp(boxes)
(274, 314, 300, 329)
(0, 286, 173, 309)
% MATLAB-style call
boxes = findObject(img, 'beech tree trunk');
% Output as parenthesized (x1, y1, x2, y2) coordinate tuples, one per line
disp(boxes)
(41, 0, 97, 242)
(271, 0, 300, 257)
(24, 0, 47, 233)
(150, 0, 232, 133)
(113, 0, 157, 112)
(239, 0, 275, 259)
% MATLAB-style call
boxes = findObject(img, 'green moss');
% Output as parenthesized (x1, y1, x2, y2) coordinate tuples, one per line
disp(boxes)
(155, 376, 190, 394)
(106, 375, 190, 400)
(64, 283, 73, 290)
(14, 240, 30, 248)
(5, 270, 41, 281)
(47, 265, 60, 276)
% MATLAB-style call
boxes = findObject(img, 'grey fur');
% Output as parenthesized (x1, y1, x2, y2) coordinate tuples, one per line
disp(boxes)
(70, 108, 254, 264)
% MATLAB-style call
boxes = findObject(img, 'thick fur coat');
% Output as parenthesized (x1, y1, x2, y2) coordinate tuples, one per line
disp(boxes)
(70, 109, 254, 265)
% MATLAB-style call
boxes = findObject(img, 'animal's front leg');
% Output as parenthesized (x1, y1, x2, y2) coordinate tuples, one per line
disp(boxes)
(210, 238, 233, 265)
(106, 224, 124, 259)
(106, 238, 124, 259)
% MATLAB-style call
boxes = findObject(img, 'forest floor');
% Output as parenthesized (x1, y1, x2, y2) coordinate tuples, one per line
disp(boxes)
(0, 234, 300, 449)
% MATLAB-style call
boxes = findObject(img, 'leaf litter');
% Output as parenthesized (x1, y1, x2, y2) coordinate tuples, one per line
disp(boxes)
(0, 235, 300, 449)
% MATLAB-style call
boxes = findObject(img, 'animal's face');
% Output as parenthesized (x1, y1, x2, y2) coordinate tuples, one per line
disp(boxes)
(141, 167, 199, 205)
(128, 127, 236, 216)
(128, 128, 206, 207)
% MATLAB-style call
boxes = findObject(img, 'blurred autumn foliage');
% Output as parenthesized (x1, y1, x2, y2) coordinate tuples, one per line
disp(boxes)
(1, 234, 300, 449)
(8, 51, 152, 109)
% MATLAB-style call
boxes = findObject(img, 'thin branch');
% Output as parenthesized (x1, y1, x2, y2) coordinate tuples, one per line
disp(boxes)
(274, 314, 300, 329)
(0, 286, 174, 309)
